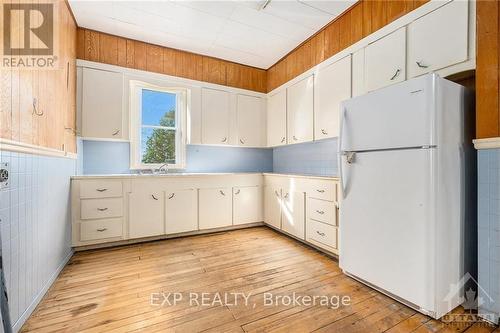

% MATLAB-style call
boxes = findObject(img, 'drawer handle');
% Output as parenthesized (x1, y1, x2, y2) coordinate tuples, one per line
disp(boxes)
(97, 207, 108, 211)
(239, 139, 245, 144)
(390, 69, 401, 81)
(316, 231, 326, 237)
(97, 228, 108, 232)
(274, 190, 280, 197)
(112, 129, 120, 136)
(96, 188, 107, 192)
(316, 210, 325, 215)
(416, 61, 429, 69)
(316, 189, 325, 193)
(220, 190, 225, 196)
(321, 129, 327, 135)
(235, 189, 241, 195)
(221, 137, 227, 143)
(151, 194, 159, 200)
(281, 137, 285, 143)
(168, 193, 175, 199)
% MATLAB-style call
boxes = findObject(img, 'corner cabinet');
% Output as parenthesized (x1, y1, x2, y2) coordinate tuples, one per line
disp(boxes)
(408, 0, 469, 78)
(365, 27, 406, 92)
(237, 95, 266, 147)
(314, 55, 351, 139)
(287, 75, 314, 144)
(233, 186, 263, 225)
(81, 67, 124, 139)
(267, 90, 287, 147)
(201, 88, 230, 145)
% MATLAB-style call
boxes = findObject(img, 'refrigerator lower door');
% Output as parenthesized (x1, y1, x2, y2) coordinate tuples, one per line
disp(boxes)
(340, 147, 435, 313)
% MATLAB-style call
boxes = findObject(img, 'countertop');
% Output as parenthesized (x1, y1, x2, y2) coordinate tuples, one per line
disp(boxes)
(71, 172, 339, 180)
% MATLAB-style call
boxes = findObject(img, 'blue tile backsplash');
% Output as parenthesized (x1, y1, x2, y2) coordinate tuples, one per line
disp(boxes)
(478, 148, 500, 322)
(273, 138, 338, 176)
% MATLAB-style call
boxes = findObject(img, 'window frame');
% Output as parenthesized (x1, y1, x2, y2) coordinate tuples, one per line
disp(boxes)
(129, 80, 187, 170)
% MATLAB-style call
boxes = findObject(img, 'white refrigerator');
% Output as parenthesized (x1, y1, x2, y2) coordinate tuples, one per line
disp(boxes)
(339, 74, 475, 319)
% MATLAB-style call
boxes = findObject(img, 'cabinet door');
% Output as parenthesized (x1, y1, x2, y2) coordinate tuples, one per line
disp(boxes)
(237, 95, 265, 147)
(314, 56, 351, 140)
(281, 189, 305, 240)
(287, 75, 313, 144)
(165, 189, 198, 234)
(201, 88, 230, 145)
(352, 49, 365, 98)
(264, 186, 282, 229)
(129, 188, 164, 239)
(199, 188, 232, 229)
(233, 186, 263, 225)
(365, 27, 406, 92)
(81, 68, 123, 139)
(267, 90, 287, 147)
(408, 0, 468, 78)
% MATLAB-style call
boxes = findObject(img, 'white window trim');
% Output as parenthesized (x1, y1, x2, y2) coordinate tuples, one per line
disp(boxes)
(129, 80, 188, 170)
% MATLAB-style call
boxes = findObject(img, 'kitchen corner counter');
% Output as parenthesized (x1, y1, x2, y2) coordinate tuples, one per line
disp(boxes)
(71, 172, 263, 180)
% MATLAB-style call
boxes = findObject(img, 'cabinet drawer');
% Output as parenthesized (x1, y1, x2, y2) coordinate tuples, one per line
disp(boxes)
(80, 219, 123, 242)
(307, 180, 336, 201)
(307, 219, 337, 249)
(80, 180, 123, 199)
(81, 198, 123, 220)
(307, 198, 336, 226)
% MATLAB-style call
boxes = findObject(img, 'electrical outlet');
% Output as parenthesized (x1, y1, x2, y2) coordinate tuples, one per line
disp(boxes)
(0, 162, 9, 190)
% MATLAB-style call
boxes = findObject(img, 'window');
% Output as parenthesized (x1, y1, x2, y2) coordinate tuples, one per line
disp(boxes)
(130, 81, 187, 169)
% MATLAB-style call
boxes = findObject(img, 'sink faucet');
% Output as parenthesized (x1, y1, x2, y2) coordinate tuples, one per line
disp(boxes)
(155, 163, 169, 174)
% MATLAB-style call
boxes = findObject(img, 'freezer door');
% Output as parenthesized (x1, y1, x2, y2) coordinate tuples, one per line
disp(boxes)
(339, 148, 435, 312)
(340, 74, 436, 152)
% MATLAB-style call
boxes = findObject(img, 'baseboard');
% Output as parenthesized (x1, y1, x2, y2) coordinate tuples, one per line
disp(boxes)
(12, 250, 74, 333)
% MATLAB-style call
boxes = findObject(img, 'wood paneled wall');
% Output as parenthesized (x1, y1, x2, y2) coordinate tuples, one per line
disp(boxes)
(267, 0, 429, 92)
(76, 28, 267, 93)
(0, 0, 77, 153)
(476, 0, 499, 139)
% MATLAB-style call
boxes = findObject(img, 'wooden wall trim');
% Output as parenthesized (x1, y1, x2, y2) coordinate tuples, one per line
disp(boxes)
(76, 28, 267, 93)
(476, 0, 499, 139)
(266, 0, 429, 92)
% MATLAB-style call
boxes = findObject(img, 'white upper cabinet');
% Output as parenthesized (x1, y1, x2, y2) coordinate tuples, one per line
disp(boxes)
(365, 27, 406, 92)
(408, 0, 469, 78)
(201, 88, 230, 145)
(81, 67, 124, 139)
(165, 189, 198, 234)
(352, 49, 365, 98)
(267, 90, 287, 147)
(314, 55, 352, 140)
(237, 95, 266, 147)
(287, 75, 314, 144)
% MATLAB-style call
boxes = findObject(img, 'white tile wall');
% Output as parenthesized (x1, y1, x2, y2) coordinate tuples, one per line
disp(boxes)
(0, 151, 75, 331)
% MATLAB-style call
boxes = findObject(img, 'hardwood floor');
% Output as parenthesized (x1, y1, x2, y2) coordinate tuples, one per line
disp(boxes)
(21, 227, 497, 332)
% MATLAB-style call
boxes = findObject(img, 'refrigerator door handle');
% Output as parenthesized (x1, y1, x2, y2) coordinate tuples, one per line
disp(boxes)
(339, 106, 348, 199)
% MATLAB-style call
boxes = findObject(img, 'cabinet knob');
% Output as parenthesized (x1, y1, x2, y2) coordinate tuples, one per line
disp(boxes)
(168, 193, 175, 199)
(316, 231, 326, 237)
(293, 136, 298, 141)
(151, 194, 159, 200)
(316, 189, 325, 193)
(284, 193, 289, 199)
(97, 228, 108, 232)
(274, 190, 280, 197)
(235, 189, 241, 195)
(390, 69, 401, 81)
(221, 137, 227, 143)
(321, 129, 328, 135)
(281, 137, 285, 143)
(96, 188, 107, 192)
(219, 190, 225, 196)
(416, 61, 429, 69)
(112, 129, 120, 136)
(239, 139, 245, 144)
(316, 210, 325, 215)
(97, 207, 108, 211)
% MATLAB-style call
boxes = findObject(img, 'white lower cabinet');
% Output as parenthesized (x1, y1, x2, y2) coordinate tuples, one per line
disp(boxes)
(128, 187, 165, 239)
(233, 186, 263, 225)
(264, 186, 282, 229)
(199, 187, 233, 229)
(165, 189, 198, 234)
(281, 189, 305, 240)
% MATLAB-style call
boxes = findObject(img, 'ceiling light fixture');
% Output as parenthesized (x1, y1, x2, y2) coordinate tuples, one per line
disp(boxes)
(259, 0, 272, 11)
